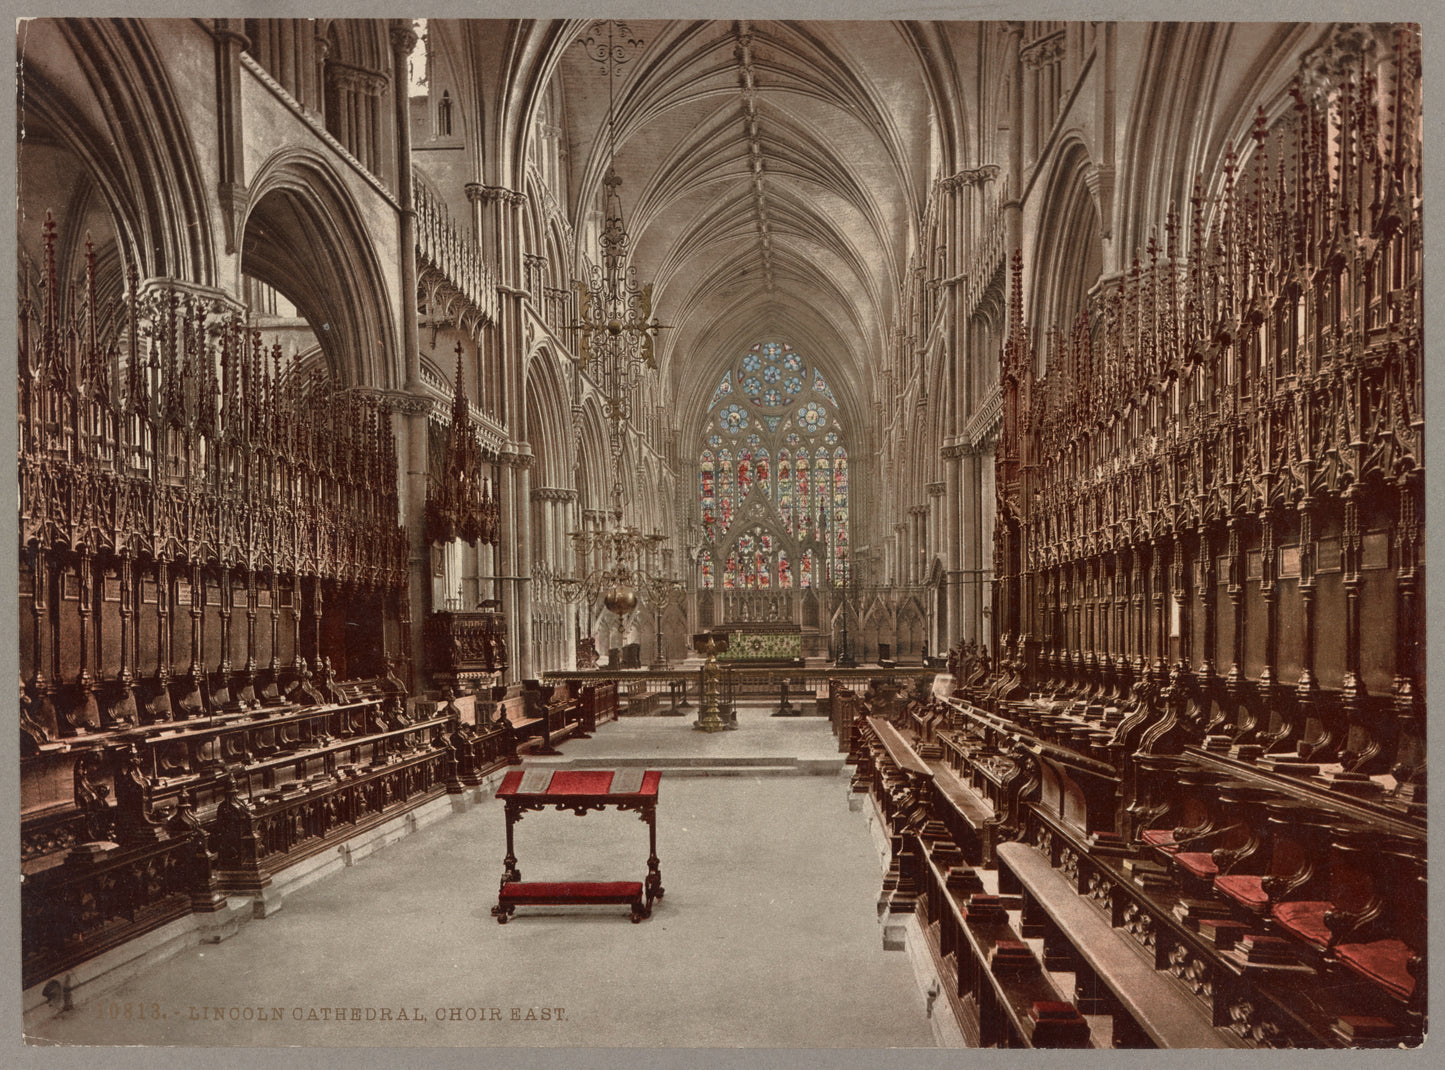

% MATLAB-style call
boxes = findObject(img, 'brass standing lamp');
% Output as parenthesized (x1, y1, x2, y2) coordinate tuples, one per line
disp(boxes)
(692, 631, 730, 732)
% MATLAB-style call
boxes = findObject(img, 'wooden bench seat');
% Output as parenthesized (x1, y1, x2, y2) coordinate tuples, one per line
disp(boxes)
(493, 880, 649, 923)
(997, 841, 1245, 1048)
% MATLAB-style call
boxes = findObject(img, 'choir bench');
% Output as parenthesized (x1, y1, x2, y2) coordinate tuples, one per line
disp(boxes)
(510, 681, 588, 754)
(494, 880, 650, 923)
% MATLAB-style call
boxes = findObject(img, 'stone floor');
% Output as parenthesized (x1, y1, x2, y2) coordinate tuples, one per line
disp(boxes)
(24, 704, 938, 1053)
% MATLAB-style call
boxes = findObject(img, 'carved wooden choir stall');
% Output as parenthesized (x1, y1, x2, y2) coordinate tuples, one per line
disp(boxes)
(844, 39, 1424, 1049)
(16, 222, 519, 991)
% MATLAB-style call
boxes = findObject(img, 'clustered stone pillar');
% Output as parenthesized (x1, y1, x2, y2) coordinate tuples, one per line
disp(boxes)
(944, 443, 964, 648)
(513, 447, 534, 682)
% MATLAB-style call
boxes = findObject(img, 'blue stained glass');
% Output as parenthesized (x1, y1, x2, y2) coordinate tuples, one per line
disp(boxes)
(763, 415, 782, 433)
(824, 431, 838, 446)
(812, 370, 838, 407)
(709, 372, 733, 409)
(762, 364, 781, 383)
(719, 403, 749, 433)
(762, 388, 783, 406)
(763, 342, 782, 360)
(746, 433, 760, 449)
(782, 349, 803, 371)
(797, 402, 827, 431)
(783, 376, 803, 395)
(784, 432, 801, 447)
(742, 376, 763, 394)
(742, 352, 761, 372)
(708, 434, 722, 447)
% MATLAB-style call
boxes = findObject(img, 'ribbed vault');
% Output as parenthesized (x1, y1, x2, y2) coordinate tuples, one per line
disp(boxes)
(500, 18, 944, 450)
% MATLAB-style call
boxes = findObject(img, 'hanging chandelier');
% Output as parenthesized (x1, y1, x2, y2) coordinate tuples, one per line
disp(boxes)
(554, 517, 683, 618)
(556, 19, 674, 620)
(571, 19, 668, 461)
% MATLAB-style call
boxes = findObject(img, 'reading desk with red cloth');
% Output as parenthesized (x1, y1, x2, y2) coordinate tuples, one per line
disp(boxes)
(491, 769, 663, 923)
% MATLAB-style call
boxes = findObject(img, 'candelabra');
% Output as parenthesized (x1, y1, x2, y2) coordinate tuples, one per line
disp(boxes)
(555, 517, 681, 633)
(640, 566, 686, 669)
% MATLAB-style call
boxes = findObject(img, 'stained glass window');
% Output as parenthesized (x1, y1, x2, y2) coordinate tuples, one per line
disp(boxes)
(701, 555, 714, 588)
(737, 532, 754, 587)
(700, 451, 716, 542)
(718, 448, 734, 504)
(698, 341, 848, 588)
(719, 403, 748, 433)
(812, 370, 838, 407)
(796, 452, 810, 538)
(797, 402, 827, 432)
(708, 371, 733, 409)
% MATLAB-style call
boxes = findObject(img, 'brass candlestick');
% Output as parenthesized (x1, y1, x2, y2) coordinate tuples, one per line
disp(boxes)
(692, 631, 729, 733)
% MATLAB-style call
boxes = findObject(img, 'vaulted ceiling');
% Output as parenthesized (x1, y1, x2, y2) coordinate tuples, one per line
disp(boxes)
(494, 18, 961, 441)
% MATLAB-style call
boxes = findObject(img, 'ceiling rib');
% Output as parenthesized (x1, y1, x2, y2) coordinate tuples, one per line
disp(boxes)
(733, 21, 774, 295)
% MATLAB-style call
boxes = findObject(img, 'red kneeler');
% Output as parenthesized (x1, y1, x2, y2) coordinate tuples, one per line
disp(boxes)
(495, 881, 650, 923)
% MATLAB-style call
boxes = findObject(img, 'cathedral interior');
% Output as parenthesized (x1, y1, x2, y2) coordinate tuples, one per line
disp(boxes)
(14, 16, 1427, 1051)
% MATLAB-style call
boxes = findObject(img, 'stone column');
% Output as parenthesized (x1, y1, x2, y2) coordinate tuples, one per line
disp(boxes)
(943, 442, 964, 646)
(498, 451, 518, 681)
(513, 446, 534, 680)
(926, 482, 945, 568)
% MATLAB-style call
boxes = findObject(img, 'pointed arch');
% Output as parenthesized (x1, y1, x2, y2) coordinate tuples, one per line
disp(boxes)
(17, 19, 216, 290)
(241, 147, 400, 389)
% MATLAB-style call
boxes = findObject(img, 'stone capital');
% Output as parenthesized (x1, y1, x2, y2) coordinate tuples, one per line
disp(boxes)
(940, 441, 974, 460)
(389, 21, 419, 57)
(465, 183, 522, 207)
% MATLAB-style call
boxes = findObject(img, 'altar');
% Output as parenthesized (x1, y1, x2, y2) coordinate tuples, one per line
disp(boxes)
(716, 622, 803, 665)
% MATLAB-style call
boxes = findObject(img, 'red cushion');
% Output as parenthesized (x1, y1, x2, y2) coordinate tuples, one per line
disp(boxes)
(1141, 828, 1178, 851)
(1271, 900, 1333, 947)
(500, 881, 642, 900)
(1215, 874, 1268, 911)
(1031, 1001, 1080, 1018)
(1174, 851, 1219, 879)
(1334, 938, 1416, 1000)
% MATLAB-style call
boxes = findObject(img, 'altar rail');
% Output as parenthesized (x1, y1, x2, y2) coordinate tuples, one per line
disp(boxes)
(542, 667, 936, 713)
